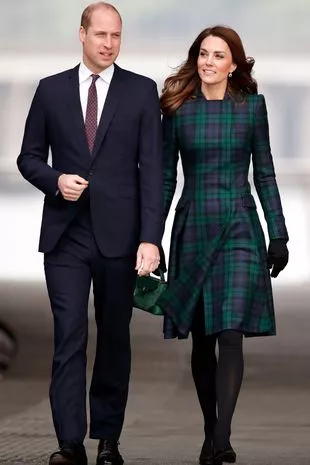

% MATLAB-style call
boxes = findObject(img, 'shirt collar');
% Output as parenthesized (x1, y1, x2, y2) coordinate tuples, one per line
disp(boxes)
(79, 61, 114, 85)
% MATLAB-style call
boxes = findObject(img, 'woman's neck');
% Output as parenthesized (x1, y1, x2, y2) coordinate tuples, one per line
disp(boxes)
(201, 81, 227, 100)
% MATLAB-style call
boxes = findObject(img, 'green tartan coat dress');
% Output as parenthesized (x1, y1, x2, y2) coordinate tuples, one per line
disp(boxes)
(157, 92, 289, 339)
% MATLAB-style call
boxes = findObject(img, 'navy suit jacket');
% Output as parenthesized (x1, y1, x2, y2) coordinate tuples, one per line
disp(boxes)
(17, 64, 164, 257)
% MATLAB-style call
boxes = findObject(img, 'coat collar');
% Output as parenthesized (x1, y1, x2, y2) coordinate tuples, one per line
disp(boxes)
(91, 63, 126, 160)
(79, 61, 115, 85)
(66, 65, 89, 157)
(66, 63, 126, 161)
(194, 86, 247, 104)
(194, 86, 231, 102)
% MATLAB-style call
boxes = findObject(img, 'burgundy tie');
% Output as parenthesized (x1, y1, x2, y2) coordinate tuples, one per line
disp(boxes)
(85, 74, 99, 153)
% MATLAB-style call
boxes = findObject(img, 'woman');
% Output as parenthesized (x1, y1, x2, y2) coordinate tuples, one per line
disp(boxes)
(157, 26, 289, 465)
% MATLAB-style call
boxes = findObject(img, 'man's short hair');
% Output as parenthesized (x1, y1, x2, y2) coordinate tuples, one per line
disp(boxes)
(81, 2, 122, 31)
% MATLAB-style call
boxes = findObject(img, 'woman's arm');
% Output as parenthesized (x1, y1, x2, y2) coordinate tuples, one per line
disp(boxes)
(251, 94, 289, 241)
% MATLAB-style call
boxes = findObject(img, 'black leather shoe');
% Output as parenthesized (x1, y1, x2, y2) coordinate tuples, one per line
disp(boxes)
(213, 445, 236, 464)
(199, 437, 213, 465)
(49, 442, 87, 465)
(96, 439, 124, 465)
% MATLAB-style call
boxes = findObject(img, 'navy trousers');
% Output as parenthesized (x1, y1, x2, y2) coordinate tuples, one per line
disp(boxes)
(44, 205, 136, 444)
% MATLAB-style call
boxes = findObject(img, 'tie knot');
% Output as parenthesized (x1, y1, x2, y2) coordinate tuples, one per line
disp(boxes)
(91, 74, 100, 84)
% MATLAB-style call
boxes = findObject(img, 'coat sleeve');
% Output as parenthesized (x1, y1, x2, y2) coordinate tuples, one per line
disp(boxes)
(251, 94, 289, 241)
(138, 81, 164, 247)
(17, 82, 61, 196)
(162, 113, 179, 219)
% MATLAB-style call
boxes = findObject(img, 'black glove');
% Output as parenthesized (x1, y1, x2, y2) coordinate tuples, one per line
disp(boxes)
(267, 239, 289, 278)
(153, 245, 167, 276)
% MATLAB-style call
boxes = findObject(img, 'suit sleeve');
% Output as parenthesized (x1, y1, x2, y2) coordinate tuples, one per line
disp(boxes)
(17, 82, 61, 196)
(138, 81, 164, 246)
(162, 113, 179, 219)
(251, 94, 289, 240)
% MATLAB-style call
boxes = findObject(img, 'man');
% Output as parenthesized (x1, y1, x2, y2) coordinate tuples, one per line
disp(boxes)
(17, 2, 163, 464)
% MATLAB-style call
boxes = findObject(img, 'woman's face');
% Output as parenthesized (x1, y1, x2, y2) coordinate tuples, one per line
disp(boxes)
(197, 35, 236, 87)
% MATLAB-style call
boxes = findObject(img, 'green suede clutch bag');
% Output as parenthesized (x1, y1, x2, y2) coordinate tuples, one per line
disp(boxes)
(133, 270, 166, 315)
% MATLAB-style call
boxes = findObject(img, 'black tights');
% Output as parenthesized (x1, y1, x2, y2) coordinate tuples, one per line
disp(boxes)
(191, 302, 244, 450)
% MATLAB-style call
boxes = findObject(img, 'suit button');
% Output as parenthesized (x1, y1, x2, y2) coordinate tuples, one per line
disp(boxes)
(89, 170, 94, 176)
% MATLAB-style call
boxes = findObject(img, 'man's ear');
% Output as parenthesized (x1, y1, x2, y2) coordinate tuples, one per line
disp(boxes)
(79, 26, 86, 44)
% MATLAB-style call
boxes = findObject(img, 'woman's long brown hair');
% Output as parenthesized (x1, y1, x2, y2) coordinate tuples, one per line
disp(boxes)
(160, 26, 257, 115)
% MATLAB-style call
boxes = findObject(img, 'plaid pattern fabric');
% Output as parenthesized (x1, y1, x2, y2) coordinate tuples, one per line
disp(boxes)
(158, 92, 288, 339)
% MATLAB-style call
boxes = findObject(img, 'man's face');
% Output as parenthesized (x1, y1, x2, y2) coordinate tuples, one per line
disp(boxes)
(79, 7, 122, 73)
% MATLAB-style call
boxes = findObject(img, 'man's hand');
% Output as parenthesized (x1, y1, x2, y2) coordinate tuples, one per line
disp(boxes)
(135, 242, 160, 276)
(58, 174, 89, 201)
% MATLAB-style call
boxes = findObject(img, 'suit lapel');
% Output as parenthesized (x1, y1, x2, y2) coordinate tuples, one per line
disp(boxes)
(66, 65, 90, 157)
(91, 64, 126, 160)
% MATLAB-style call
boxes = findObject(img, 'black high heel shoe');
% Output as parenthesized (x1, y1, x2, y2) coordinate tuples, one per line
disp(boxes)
(199, 437, 214, 465)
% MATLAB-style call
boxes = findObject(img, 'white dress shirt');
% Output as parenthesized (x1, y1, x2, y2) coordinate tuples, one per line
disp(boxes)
(79, 61, 114, 125)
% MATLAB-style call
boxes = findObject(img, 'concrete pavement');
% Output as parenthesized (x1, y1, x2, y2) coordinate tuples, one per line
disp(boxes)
(0, 281, 309, 464)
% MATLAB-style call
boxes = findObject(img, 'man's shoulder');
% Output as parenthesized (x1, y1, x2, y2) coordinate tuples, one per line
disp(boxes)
(39, 65, 78, 87)
(117, 66, 156, 89)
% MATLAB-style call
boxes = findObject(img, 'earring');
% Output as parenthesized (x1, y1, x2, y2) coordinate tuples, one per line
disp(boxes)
(228, 72, 232, 78)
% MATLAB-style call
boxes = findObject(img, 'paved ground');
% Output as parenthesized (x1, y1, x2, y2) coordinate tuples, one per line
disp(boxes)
(0, 281, 309, 464)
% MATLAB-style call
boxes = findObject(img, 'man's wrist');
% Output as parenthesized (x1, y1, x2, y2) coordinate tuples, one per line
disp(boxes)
(139, 241, 159, 247)
(57, 173, 64, 188)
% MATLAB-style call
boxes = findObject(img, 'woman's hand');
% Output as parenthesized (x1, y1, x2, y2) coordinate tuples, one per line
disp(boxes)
(267, 239, 289, 278)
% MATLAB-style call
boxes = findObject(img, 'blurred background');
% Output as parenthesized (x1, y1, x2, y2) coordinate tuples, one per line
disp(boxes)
(0, 1, 309, 464)
(0, 0, 310, 282)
